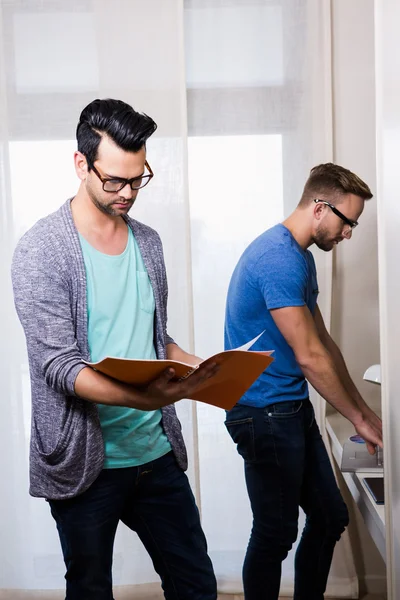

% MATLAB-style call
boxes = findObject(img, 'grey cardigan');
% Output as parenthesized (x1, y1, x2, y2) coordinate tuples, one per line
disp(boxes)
(11, 199, 187, 500)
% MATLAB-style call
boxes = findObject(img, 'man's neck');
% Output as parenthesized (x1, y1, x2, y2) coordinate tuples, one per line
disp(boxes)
(71, 187, 128, 255)
(71, 187, 125, 235)
(282, 209, 313, 250)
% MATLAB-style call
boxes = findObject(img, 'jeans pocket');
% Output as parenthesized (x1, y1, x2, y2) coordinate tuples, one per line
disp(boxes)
(266, 400, 303, 418)
(225, 417, 256, 462)
(307, 402, 316, 429)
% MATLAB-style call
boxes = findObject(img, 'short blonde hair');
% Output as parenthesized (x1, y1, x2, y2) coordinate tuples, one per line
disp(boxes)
(298, 163, 372, 207)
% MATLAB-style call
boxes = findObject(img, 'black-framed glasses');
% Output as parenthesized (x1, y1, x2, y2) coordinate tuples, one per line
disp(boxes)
(90, 161, 154, 192)
(314, 199, 358, 230)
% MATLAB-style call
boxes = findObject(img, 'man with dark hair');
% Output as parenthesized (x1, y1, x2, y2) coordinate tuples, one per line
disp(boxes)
(224, 163, 382, 600)
(12, 98, 218, 600)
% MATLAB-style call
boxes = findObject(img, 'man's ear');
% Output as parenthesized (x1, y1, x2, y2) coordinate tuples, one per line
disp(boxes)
(74, 151, 88, 182)
(313, 200, 325, 222)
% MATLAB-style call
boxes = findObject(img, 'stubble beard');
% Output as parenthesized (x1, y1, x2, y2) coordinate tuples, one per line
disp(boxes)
(87, 185, 133, 217)
(313, 226, 335, 252)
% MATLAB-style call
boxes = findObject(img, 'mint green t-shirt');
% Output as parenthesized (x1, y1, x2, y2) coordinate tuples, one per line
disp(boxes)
(79, 227, 172, 468)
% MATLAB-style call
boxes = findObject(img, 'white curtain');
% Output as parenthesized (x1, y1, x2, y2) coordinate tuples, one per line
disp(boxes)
(0, 0, 355, 596)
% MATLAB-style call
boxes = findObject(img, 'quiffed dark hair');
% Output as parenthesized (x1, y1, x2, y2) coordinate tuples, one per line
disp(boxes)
(76, 98, 157, 168)
(298, 163, 373, 207)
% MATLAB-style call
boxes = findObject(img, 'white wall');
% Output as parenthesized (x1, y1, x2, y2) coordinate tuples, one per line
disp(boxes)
(375, 0, 400, 598)
(330, 0, 386, 594)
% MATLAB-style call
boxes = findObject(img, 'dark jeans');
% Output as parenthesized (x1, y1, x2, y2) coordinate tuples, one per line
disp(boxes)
(225, 399, 349, 600)
(48, 451, 217, 600)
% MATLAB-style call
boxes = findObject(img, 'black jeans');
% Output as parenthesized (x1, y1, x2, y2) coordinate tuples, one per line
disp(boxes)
(48, 451, 217, 600)
(225, 399, 349, 600)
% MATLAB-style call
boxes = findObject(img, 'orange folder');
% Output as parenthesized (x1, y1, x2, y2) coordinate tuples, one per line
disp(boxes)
(84, 350, 274, 410)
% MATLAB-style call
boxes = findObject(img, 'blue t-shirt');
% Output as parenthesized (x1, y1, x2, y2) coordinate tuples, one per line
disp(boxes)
(79, 227, 172, 468)
(224, 223, 319, 407)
